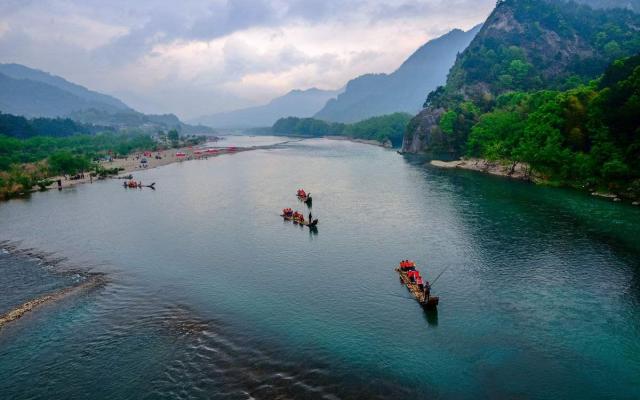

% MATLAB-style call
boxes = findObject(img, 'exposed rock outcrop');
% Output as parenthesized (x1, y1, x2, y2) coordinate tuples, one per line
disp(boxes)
(402, 108, 445, 153)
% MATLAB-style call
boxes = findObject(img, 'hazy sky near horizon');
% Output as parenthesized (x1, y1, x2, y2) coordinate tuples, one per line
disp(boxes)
(0, 0, 494, 119)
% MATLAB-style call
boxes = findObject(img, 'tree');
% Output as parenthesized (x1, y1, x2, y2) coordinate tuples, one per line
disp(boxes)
(48, 151, 92, 175)
(167, 129, 179, 142)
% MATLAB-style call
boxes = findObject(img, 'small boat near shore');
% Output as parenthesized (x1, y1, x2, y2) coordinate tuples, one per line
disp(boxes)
(396, 262, 439, 309)
(123, 180, 156, 189)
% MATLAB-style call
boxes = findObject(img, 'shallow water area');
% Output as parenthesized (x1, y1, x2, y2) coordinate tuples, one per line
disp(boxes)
(0, 137, 639, 399)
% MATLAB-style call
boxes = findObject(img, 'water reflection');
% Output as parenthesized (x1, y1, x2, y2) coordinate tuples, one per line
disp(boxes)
(424, 309, 438, 327)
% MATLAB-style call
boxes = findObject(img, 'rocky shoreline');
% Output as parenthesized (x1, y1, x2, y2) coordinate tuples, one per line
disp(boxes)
(430, 158, 640, 206)
(430, 158, 531, 180)
(325, 135, 393, 148)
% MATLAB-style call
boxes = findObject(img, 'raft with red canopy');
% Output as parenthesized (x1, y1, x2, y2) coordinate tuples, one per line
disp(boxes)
(395, 260, 439, 310)
(296, 189, 312, 205)
(280, 209, 319, 228)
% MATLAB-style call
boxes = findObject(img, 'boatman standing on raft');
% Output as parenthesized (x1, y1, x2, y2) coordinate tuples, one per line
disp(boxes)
(423, 281, 431, 300)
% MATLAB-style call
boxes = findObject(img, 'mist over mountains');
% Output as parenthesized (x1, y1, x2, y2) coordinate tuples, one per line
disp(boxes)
(193, 25, 482, 128)
(191, 88, 341, 129)
(0, 63, 211, 133)
(314, 25, 482, 123)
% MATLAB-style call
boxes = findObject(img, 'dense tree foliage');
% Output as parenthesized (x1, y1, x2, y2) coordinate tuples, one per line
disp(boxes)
(0, 132, 157, 199)
(0, 112, 110, 138)
(0, 133, 157, 171)
(342, 113, 413, 146)
(466, 54, 640, 192)
(47, 151, 92, 175)
(272, 117, 345, 137)
(272, 113, 412, 147)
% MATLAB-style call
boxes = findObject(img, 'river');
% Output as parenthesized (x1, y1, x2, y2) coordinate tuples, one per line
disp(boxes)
(1, 137, 639, 399)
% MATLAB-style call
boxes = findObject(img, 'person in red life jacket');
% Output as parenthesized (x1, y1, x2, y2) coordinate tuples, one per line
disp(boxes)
(416, 276, 424, 291)
(408, 270, 418, 283)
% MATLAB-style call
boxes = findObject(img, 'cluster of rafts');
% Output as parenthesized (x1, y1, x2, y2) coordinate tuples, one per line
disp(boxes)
(281, 189, 318, 229)
(280, 189, 440, 310)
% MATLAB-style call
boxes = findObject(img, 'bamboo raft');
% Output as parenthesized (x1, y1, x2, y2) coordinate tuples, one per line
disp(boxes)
(281, 214, 319, 227)
(396, 267, 439, 309)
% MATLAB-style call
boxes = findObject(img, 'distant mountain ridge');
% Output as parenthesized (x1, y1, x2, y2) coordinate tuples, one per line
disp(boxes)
(192, 88, 341, 128)
(0, 72, 130, 118)
(555, 0, 640, 11)
(313, 25, 482, 123)
(0, 63, 130, 113)
(0, 63, 213, 134)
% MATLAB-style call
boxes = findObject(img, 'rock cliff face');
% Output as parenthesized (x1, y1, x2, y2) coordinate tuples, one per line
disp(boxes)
(402, 108, 446, 153)
(402, 0, 640, 153)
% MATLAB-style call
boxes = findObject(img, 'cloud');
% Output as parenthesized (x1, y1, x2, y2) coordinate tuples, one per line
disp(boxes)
(0, 0, 495, 119)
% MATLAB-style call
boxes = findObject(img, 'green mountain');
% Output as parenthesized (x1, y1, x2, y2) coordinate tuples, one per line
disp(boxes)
(314, 26, 482, 123)
(403, 0, 640, 154)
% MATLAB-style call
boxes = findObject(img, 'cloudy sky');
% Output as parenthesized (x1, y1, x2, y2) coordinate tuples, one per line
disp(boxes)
(0, 0, 494, 119)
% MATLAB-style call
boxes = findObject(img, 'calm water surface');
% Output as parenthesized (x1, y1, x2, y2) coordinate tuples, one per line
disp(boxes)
(1, 137, 639, 399)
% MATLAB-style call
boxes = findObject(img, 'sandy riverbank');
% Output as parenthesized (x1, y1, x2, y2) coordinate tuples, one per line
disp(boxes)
(47, 137, 304, 191)
(324, 135, 393, 148)
(48, 145, 242, 190)
(430, 158, 531, 180)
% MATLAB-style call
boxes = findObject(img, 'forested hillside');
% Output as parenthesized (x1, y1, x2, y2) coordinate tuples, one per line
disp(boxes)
(466, 55, 639, 193)
(403, 0, 640, 197)
(273, 113, 412, 147)
(0, 112, 110, 139)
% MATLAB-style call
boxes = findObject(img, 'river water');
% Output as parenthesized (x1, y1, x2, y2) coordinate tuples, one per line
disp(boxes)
(1, 137, 639, 399)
